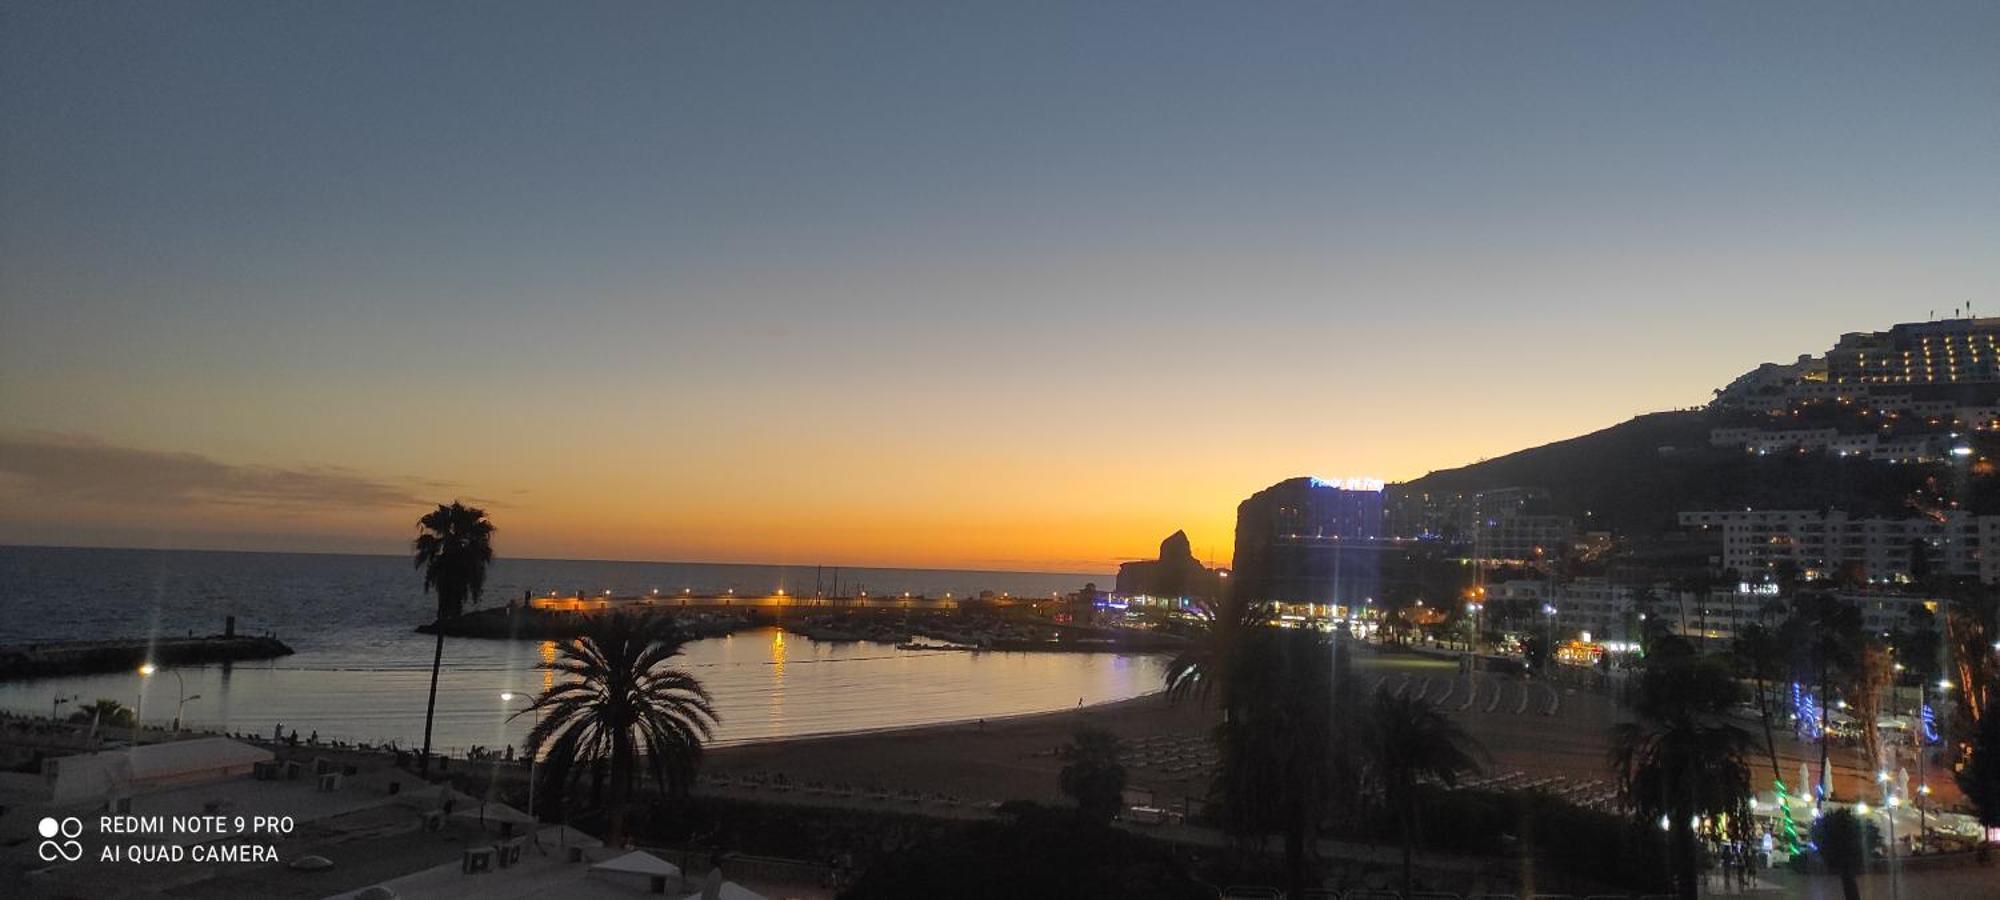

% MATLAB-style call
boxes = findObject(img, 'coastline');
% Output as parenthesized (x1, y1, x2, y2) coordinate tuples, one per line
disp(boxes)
(704, 687, 1219, 807)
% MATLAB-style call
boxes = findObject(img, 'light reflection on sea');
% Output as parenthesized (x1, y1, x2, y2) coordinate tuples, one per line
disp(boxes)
(0, 547, 1158, 753)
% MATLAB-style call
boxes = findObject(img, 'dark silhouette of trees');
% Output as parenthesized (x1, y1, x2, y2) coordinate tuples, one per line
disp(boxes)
(412, 501, 494, 776)
(1364, 688, 1486, 898)
(69, 698, 133, 728)
(1729, 622, 1786, 786)
(1058, 729, 1126, 824)
(515, 613, 717, 847)
(1161, 588, 1267, 704)
(1811, 807, 1875, 900)
(1212, 627, 1338, 900)
(1956, 698, 2000, 840)
(1608, 647, 1754, 900)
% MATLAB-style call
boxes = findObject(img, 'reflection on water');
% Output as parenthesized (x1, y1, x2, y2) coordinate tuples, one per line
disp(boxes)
(768, 628, 787, 734)
(0, 628, 1161, 755)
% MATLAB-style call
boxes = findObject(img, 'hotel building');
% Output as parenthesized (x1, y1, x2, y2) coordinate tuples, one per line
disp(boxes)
(1828, 318, 2000, 386)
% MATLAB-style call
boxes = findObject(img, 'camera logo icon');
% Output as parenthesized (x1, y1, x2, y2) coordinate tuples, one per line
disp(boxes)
(38, 816, 83, 862)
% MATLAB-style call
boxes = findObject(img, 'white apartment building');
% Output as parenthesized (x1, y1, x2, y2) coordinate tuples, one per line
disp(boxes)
(1679, 509, 1992, 584)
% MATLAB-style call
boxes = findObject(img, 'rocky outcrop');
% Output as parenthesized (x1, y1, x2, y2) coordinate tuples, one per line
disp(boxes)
(1115, 530, 1224, 600)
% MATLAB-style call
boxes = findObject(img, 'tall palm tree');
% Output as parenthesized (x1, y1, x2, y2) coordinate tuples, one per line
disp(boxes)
(1364, 689, 1487, 898)
(515, 613, 717, 847)
(1608, 651, 1755, 900)
(1730, 623, 1786, 781)
(1811, 807, 1875, 900)
(413, 501, 495, 775)
(1161, 588, 1268, 704)
(1211, 627, 1338, 900)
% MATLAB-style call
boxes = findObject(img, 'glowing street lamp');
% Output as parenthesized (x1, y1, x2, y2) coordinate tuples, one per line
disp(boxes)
(135, 663, 157, 744)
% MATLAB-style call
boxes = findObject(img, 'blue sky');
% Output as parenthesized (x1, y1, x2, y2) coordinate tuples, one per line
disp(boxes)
(2, 2, 1997, 567)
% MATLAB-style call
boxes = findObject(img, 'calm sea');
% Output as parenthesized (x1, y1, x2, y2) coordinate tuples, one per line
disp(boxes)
(0, 546, 1160, 752)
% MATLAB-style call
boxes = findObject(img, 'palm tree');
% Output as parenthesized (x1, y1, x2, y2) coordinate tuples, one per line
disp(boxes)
(1811, 807, 1876, 900)
(70, 698, 134, 739)
(1058, 728, 1126, 824)
(1608, 651, 1755, 900)
(515, 613, 717, 847)
(1161, 588, 1267, 704)
(1730, 623, 1786, 780)
(1211, 627, 1338, 900)
(1364, 689, 1487, 898)
(413, 501, 495, 775)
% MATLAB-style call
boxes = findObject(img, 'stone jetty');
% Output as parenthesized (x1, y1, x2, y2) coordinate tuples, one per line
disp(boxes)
(0, 621, 293, 680)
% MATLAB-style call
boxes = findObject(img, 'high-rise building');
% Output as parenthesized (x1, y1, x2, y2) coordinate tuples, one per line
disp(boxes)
(1231, 476, 1389, 605)
(1827, 318, 2000, 386)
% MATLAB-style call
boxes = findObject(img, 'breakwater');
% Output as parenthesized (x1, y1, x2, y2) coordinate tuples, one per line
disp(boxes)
(0, 632, 294, 680)
(418, 604, 758, 640)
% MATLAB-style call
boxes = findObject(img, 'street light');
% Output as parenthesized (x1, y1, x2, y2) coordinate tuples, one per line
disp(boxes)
(136, 663, 156, 744)
(501, 692, 540, 822)
(172, 675, 200, 734)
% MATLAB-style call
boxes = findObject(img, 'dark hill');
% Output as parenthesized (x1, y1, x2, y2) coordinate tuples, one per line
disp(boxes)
(1397, 410, 1935, 537)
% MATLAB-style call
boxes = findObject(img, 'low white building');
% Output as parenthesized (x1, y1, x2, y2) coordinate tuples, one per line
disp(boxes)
(42, 736, 272, 804)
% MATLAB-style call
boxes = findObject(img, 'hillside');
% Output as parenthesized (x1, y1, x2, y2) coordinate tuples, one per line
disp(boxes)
(1396, 410, 1937, 537)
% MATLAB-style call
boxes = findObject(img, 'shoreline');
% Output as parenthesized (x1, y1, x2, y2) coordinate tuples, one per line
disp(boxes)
(706, 688, 1173, 752)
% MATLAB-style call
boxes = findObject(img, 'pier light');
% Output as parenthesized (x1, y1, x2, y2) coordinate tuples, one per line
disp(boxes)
(138, 663, 156, 677)
(1939, 678, 1955, 691)
(776, 589, 785, 596)
(651, 589, 659, 595)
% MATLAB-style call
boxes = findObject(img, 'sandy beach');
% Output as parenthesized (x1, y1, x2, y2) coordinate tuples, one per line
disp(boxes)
(702, 644, 1961, 814)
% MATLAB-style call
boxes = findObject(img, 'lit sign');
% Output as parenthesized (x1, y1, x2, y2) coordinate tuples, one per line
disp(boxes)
(1310, 476, 1386, 492)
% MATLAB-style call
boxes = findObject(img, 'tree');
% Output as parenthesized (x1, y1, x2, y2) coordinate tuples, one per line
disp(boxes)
(1729, 623, 1785, 782)
(1811, 807, 1876, 900)
(413, 501, 494, 776)
(1161, 587, 1267, 704)
(1845, 639, 1896, 776)
(69, 698, 133, 729)
(1212, 627, 1340, 900)
(516, 613, 718, 847)
(1607, 651, 1755, 900)
(1364, 689, 1487, 898)
(1058, 728, 1126, 824)
(1956, 697, 2000, 838)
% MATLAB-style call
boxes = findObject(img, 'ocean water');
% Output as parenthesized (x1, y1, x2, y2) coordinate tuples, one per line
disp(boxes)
(0, 546, 1160, 752)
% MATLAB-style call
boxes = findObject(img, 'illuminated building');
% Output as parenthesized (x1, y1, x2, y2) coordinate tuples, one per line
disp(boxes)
(1230, 476, 1392, 606)
(1679, 509, 1995, 584)
(1828, 318, 2000, 386)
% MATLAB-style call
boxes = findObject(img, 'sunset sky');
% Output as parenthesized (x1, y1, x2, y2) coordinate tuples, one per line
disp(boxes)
(3, 2, 1997, 572)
